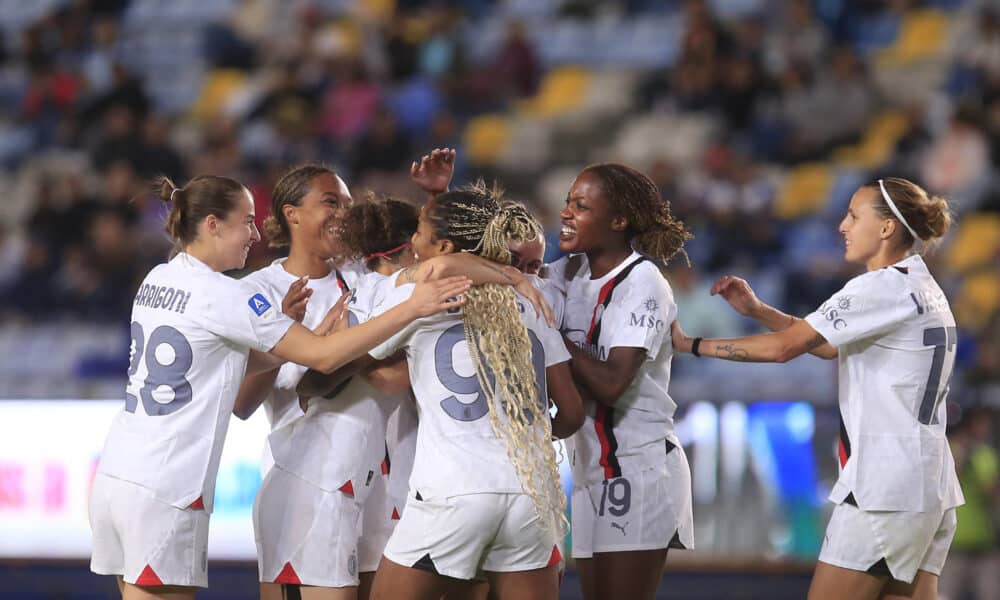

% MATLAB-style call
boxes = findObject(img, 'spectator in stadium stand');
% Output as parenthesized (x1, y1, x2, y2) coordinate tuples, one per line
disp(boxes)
(88, 173, 469, 600)
(551, 163, 694, 600)
(672, 178, 964, 600)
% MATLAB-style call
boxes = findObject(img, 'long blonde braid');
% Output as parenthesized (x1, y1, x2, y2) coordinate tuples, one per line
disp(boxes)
(427, 182, 567, 536)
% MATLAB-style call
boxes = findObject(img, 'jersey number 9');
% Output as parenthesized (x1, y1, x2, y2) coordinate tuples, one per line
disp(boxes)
(433, 323, 546, 422)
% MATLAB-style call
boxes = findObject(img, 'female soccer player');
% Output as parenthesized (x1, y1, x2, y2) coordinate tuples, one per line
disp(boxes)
(671, 177, 964, 600)
(367, 183, 584, 600)
(553, 163, 694, 600)
(252, 195, 421, 600)
(239, 153, 454, 600)
(88, 174, 469, 600)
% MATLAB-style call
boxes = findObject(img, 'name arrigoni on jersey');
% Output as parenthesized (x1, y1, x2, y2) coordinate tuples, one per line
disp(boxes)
(133, 283, 193, 313)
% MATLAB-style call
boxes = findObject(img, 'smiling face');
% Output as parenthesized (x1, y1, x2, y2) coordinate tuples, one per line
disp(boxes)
(839, 187, 889, 266)
(508, 237, 544, 274)
(558, 170, 623, 255)
(284, 173, 352, 259)
(216, 188, 261, 270)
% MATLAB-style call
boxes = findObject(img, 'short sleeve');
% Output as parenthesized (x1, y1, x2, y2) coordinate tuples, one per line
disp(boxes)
(804, 271, 916, 347)
(368, 274, 417, 360)
(600, 266, 676, 361)
(537, 321, 570, 367)
(192, 279, 295, 352)
(529, 275, 565, 329)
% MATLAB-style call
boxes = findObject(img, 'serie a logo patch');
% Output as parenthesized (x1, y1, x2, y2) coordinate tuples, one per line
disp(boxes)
(248, 293, 272, 316)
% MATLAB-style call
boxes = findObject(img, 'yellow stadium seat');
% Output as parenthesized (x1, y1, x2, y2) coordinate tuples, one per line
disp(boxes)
(835, 111, 909, 168)
(191, 69, 247, 122)
(955, 272, 1000, 331)
(877, 9, 952, 66)
(464, 114, 511, 165)
(774, 163, 833, 220)
(517, 66, 592, 117)
(947, 213, 1000, 273)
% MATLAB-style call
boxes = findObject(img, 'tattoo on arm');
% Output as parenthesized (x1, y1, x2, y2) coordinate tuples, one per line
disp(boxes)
(486, 263, 514, 285)
(399, 266, 417, 285)
(714, 343, 749, 361)
(805, 332, 828, 351)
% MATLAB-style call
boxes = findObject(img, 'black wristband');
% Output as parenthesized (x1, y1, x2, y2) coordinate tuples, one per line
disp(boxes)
(691, 337, 704, 357)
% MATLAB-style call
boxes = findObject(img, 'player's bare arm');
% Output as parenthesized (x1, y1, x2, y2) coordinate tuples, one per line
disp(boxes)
(233, 364, 281, 420)
(397, 254, 556, 325)
(712, 275, 838, 359)
(672, 318, 833, 363)
(271, 275, 470, 373)
(562, 340, 647, 407)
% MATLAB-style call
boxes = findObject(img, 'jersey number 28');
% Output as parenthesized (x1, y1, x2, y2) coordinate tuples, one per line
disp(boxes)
(125, 322, 194, 416)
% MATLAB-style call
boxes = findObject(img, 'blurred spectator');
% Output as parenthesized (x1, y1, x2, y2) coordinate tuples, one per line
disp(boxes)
(922, 106, 990, 200)
(940, 408, 1000, 600)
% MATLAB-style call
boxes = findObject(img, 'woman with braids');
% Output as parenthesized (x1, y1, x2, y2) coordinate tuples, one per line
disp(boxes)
(88, 175, 470, 600)
(553, 162, 694, 600)
(238, 156, 455, 600)
(365, 183, 584, 600)
(671, 178, 964, 600)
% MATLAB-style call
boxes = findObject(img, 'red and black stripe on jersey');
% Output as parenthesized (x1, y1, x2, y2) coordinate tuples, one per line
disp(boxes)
(335, 270, 349, 293)
(838, 417, 851, 468)
(585, 256, 648, 480)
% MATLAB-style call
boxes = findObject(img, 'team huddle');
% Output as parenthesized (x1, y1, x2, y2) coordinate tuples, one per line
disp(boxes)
(88, 148, 964, 600)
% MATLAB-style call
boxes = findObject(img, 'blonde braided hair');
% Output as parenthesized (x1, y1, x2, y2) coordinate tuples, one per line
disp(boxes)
(427, 182, 567, 536)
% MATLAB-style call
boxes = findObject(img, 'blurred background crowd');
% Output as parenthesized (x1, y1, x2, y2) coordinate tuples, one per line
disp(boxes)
(0, 0, 998, 596)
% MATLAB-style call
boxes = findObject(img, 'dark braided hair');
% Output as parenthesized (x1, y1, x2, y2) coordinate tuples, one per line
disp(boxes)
(582, 163, 692, 264)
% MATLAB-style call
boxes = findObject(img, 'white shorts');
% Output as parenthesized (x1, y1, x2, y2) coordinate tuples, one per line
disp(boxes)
(818, 501, 957, 584)
(358, 473, 399, 573)
(89, 472, 210, 588)
(571, 452, 693, 559)
(384, 492, 561, 581)
(253, 466, 362, 588)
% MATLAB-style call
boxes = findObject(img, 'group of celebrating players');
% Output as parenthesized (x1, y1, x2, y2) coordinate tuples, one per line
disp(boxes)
(88, 146, 964, 600)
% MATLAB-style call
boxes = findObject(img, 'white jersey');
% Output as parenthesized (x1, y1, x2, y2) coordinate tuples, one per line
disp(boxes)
(242, 259, 356, 435)
(385, 396, 419, 511)
(804, 254, 964, 512)
(370, 271, 571, 498)
(530, 274, 566, 330)
(266, 271, 401, 499)
(97, 253, 294, 512)
(552, 252, 679, 487)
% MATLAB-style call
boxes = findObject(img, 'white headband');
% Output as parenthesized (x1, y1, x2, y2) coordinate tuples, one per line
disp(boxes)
(878, 179, 918, 243)
(170, 188, 180, 202)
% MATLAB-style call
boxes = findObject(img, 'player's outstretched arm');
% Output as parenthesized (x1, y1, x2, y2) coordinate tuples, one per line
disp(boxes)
(398, 254, 555, 326)
(562, 342, 647, 408)
(546, 361, 584, 439)
(671, 318, 832, 363)
(270, 275, 470, 374)
(711, 275, 837, 359)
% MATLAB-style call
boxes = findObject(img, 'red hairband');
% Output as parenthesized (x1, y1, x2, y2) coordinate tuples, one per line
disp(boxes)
(365, 241, 411, 261)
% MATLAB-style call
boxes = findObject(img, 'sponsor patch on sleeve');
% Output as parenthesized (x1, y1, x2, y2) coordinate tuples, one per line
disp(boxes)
(248, 293, 272, 317)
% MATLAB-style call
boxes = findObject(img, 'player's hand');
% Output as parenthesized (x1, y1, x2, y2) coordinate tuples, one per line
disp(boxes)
(407, 265, 471, 317)
(282, 276, 312, 322)
(671, 320, 693, 354)
(410, 147, 456, 195)
(314, 291, 351, 336)
(710, 275, 762, 318)
(512, 271, 556, 327)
